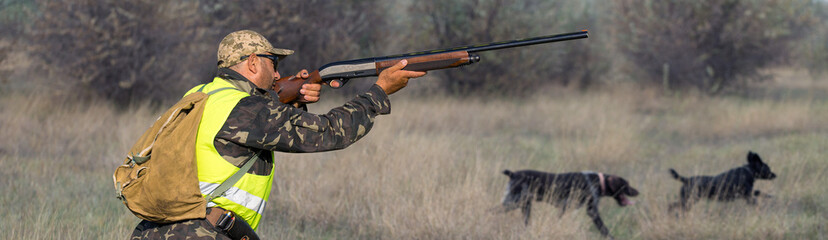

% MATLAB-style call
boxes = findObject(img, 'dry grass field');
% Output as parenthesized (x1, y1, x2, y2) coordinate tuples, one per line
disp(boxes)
(1, 69, 826, 239)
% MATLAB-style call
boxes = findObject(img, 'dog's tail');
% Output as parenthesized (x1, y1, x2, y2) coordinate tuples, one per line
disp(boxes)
(668, 168, 688, 183)
(502, 170, 515, 179)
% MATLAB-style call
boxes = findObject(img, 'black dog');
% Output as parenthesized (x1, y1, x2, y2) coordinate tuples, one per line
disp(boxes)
(668, 151, 777, 212)
(497, 169, 639, 238)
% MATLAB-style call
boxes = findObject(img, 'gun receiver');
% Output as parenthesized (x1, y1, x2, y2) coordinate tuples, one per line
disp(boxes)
(275, 30, 588, 103)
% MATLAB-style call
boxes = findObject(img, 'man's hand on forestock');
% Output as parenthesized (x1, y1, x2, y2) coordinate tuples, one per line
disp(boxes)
(376, 59, 427, 95)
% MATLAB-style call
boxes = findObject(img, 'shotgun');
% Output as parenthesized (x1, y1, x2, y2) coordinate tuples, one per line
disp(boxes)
(275, 30, 588, 103)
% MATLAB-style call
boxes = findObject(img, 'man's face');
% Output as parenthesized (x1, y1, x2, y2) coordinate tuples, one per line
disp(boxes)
(246, 53, 280, 89)
(258, 54, 280, 88)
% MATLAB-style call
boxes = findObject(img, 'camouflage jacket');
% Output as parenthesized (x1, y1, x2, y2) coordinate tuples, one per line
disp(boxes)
(211, 68, 390, 175)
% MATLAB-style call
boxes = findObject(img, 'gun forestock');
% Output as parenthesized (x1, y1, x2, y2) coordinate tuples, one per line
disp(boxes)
(376, 51, 480, 73)
(313, 51, 479, 87)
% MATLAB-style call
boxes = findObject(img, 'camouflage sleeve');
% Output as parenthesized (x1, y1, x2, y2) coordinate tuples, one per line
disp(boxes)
(218, 84, 391, 153)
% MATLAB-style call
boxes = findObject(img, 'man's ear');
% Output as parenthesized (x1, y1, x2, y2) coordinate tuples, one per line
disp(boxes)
(246, 53, 258, 74)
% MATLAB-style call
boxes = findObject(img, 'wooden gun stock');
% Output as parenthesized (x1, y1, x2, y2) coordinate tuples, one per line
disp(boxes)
(274, 70, 322, 104)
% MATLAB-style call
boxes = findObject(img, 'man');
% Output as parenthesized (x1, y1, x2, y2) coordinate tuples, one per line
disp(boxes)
(130, 30, 425, 239)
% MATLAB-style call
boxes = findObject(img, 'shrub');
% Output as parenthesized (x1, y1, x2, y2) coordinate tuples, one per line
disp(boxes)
(25, 0, 391, 104)
(796, 3, 828, 78)
(613, 0, 818, 94)
(0, 0, 32, 86)
(27, 0, 212, 105)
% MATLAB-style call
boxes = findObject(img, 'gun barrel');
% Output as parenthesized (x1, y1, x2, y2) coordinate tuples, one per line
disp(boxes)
(465, 30, 588, 53)
(380, 30, 589, 59)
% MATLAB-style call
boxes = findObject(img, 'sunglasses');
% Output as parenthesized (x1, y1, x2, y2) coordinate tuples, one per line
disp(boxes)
(240, 54, 279, 72)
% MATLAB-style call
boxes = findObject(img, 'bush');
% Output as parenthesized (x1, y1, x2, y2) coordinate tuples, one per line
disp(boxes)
(27, 0, 212, 105)
(796, 2, 828, 78)
(0, 0, 33, 90)
(613, 0, 818, 94)
(25, 0, 392, 104)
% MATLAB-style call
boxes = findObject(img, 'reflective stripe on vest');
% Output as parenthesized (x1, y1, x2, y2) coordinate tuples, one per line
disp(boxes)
(199, 182, 266, 214)
(185, 77, 275, 230)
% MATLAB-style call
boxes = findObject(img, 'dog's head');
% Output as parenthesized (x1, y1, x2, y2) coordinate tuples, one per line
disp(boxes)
(501, 170, 530, 204)
(747, 151, 776, 180)
(604, 175, 639, 206)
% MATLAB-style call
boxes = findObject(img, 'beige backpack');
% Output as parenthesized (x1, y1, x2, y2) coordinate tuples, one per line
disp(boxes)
(113, 87, 255, 223)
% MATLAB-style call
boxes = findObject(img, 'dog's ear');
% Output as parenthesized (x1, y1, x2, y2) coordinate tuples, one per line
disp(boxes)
(605, 175, 616, 190)
(605, 176, 622, 193)
(747, 151, 762, 164)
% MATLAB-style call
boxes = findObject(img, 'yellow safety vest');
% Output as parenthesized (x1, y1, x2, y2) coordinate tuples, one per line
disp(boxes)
(185, 77, 274, 230)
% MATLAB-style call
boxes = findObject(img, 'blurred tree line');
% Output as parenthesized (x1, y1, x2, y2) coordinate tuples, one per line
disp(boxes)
(0, 0, 825, 105)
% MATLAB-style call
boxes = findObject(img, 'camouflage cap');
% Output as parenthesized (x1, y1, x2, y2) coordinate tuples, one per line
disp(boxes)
(217, 30, 294, 68)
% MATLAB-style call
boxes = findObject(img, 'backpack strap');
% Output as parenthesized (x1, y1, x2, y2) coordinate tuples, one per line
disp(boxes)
(204, 151, 261, 202)
(206, 87, 237, 95)
(130, 106, 190, 165)
(196, 82, 238, 95)
(129, 86, 239, 165)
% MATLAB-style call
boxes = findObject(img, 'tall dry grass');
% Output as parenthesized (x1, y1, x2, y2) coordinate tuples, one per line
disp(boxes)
(1, 69, 826, 239)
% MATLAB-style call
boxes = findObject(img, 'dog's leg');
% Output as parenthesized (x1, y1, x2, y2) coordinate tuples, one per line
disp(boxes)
(489, 204, 519, 214)
(559, 203, 568, 218)
(668, 199, 686, 214)
(667, 201, 682, 213)
(521, 200, 532, 225)
(753, 190, 773, 199)
(586, 198, 612, 238)
(677, 187, 695, 211)
(679, 196, 694, 212)
(746, 195, 757, 205)
(503, 204, 520, 212)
